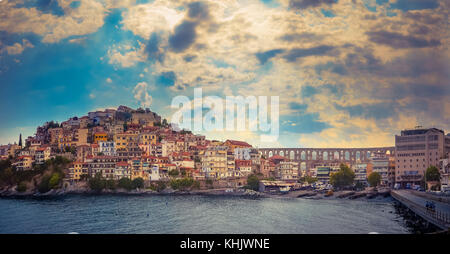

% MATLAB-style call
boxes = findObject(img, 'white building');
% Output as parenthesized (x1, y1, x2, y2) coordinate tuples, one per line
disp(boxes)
(99, 141, 116, 156)
(439, 158, 450, 191)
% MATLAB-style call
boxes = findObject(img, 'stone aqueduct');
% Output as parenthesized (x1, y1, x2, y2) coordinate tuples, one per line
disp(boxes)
(259, 147, 395, 170)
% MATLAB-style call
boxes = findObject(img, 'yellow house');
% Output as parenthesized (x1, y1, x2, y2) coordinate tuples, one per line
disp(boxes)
(129, 158, 149, 181)
(139, 133, 157, 145)
(200, 146, 228, 179)
(114, 132, 139, 150)
(69, 162, 86, 181)
(14, 156, 33, 171)
(94, 132, 108, 144)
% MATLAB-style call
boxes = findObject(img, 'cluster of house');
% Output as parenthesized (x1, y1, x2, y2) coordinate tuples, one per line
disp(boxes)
(0, 106, 304, 185)
(1, 109, 449, 192)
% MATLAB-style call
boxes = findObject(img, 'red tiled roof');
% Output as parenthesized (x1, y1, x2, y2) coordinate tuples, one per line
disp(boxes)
(226, 140, 252, 147)
(269, 155, 287, 160)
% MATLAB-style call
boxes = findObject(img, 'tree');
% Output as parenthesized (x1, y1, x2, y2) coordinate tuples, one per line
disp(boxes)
(105, 179, 117, 190)
(299, 176, 318, 184)
(170, 178, 195, 190)
(17, 181, 27, 192)
(118, 177, 133, 190)
(151, 181, 166, 192)
(48, 172, 61, 189)
(246, 174, 260, 191)
(329, 163, 355, 189)
(368, 172, 381, 187)
(169, 169, 179, 177)
(38, 175, 51, 193)
(132, 178, 144, 189)
(88, 173, 106, 192)
(425, 166, 440, 182)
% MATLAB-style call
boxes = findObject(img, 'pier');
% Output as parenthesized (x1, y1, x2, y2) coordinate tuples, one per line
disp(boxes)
(391, 190, 450, 230)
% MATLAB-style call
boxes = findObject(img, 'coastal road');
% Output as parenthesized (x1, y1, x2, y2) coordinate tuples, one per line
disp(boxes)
(392, 190, 450, 230)
(397, 190, 450, 213)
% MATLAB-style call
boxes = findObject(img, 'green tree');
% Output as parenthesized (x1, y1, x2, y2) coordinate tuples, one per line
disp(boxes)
(18, 133, 22, 147)
(151, 181, 166, 192)
(132, 178, 144, 189)
(170, 178, 195, 190)
(0, 159, 12, 172)
(246, 174, 260, 191)
(118, 177, 133, 190)
(105, 179, 117, 190)
(88, 173, 106, 192)
(298, 176, 318, 184)
(192, 180, 200, 190)
(425, 166, 440, 182)
(168, 169, 179, 177)
(38, 175, 51, 193)
(329, 163, 355, 189)
(48, 172, 61, 189)
(17, 181, 27, 192)
(368, 172, 381, 187)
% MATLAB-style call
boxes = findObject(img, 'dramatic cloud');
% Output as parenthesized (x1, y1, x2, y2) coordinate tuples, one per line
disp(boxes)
(289, 0, 337, 9)
(133, 82, 153, 108)
(169, 21, 198, 53)
(367, 31, 441, 49)
(2, 39, 34, 55)
(0, 0, 448, 148)
(0, 0, 107, 43)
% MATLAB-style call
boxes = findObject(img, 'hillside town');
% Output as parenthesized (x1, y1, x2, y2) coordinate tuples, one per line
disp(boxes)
(0, 106, 449, 196)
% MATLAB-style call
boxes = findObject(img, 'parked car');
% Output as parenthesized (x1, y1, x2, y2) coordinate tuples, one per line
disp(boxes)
(425, 201, 436, 212)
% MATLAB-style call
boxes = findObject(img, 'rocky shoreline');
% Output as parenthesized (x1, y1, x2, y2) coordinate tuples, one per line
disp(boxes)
(0, 186, 265, 198)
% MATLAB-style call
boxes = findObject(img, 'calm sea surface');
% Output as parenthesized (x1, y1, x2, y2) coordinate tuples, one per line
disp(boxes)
(0, 195, 410, 234)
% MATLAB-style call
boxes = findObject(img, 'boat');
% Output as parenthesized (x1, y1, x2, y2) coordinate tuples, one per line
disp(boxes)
(325, 190, 334, 197)
(279, 186, 290, 194)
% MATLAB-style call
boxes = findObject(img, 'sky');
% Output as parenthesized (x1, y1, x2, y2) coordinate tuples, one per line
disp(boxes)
(0, 0, 448, 148)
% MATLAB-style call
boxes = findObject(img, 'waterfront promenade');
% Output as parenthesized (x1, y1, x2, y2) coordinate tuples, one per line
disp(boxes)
(391, 190, 450, 230)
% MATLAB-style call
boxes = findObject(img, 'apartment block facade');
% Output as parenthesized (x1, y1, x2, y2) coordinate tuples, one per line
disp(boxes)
(395, 128, 449, 187)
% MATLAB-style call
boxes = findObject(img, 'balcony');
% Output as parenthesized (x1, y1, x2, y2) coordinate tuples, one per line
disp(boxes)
(399, 174, 423, 180)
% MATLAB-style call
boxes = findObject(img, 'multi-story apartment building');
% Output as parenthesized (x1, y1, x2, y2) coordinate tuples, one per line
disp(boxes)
(439, 151, 449, 191)
(14, 155, 33, 171)
(353, 162, 368, 186)
(139, 132, 157, 146)
(76, 145, 91, 162)
(75, 128, 89, 146)
(115, 161, 131, 180)
(68, 161, 88, 181)
(114, 131, 142, 160)
(395, 127, 448, 188)
(87, 156, 118, 179)
(34, 146, 51, 164)
(276, 161, 299, 181)
(315, 166, 331, 184)
(48, 128, 63, 145)
(98, 141, 116, 156)
(388, 157, 396, 188)
(200, 146, 228, 179)
(234, 147, 260, 173)
(367, 152, 391, 186)
(235, 159, 252, 177)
